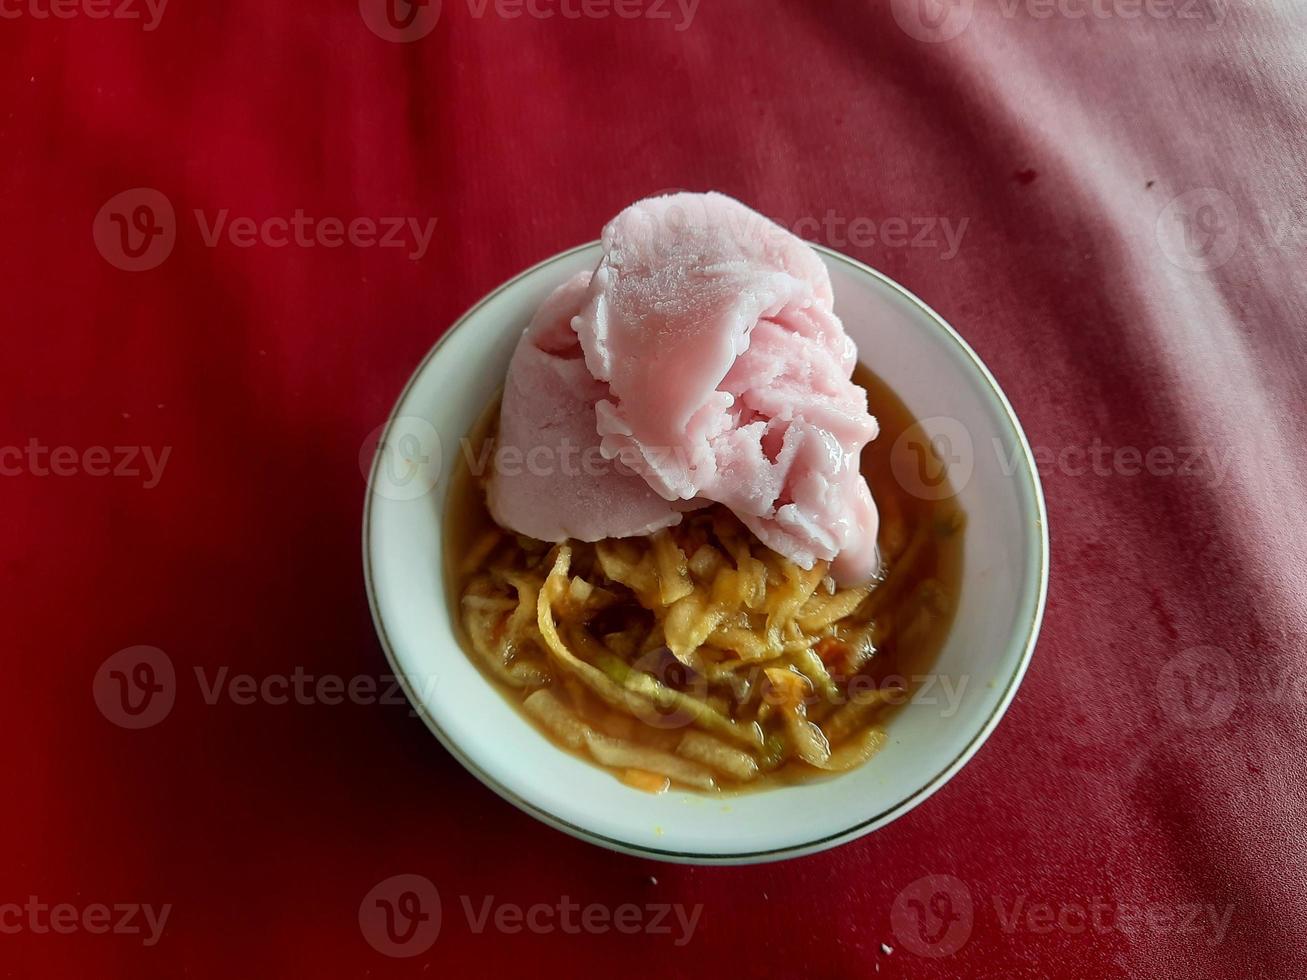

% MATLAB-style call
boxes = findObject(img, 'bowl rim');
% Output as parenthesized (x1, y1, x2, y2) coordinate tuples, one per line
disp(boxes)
(362, 240, 1050, 863)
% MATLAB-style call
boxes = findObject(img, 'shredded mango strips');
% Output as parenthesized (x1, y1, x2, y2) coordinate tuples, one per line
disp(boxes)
(455, 496, 963, 794)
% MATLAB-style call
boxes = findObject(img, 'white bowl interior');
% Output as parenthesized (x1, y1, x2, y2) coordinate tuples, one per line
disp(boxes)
(365, 243, 1047, 863)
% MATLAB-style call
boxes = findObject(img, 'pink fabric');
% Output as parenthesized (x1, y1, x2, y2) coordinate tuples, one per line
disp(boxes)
(2, 1, 1304, 976)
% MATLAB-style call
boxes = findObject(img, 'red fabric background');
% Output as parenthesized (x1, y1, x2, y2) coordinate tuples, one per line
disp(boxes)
(3, 0, 1304, 976)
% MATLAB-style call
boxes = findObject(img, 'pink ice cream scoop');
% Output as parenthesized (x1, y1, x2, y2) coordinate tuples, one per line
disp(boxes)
(488, 192, 880, 585)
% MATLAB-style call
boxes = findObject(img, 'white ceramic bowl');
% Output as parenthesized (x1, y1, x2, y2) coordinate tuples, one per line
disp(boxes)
(363, 243, 1048, 864)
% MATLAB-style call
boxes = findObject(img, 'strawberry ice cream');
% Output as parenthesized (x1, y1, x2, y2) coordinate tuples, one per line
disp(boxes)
(487, 192, 881, 585)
